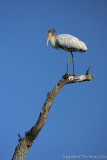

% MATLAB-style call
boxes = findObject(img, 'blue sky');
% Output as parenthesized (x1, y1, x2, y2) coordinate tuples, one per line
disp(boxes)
(0, 0, 107, 159)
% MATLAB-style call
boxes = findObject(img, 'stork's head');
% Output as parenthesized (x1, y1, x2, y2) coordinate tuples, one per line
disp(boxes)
(46, 28, 56, 46)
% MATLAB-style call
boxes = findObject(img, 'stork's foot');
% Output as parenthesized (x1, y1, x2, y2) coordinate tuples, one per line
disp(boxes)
(71, 73, 76, 77)
(62, 73, 76, 79)
(62, 73, 71, 79)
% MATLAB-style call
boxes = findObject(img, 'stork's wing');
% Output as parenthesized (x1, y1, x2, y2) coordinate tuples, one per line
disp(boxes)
(56, 34, 87, 51)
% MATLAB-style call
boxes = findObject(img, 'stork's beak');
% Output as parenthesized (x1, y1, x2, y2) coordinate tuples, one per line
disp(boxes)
(46, 34, 50, 46)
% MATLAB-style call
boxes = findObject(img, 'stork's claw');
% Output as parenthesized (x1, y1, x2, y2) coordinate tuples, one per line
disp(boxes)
(63, 73, 76, 79)
(71, 73, 76, 76)
(63, 73, 71, 79)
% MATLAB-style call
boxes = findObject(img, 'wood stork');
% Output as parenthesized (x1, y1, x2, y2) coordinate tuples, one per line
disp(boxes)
(46, 28, 87, 75)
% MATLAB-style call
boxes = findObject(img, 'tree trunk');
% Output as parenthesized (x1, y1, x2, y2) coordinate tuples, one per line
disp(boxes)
(12, 70, 94, 160)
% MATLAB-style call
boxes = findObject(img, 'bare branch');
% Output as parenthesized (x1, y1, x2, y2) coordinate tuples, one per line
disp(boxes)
(12, 71, 94, 160)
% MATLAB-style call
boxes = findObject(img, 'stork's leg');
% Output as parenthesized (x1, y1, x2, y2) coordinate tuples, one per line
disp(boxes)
(71, 52, 75, 75)
(66, 51, 69, 73)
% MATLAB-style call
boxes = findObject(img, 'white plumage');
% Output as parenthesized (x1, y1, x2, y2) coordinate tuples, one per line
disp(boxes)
(56, 34, 87, 52)
(46, 28, 87, 75)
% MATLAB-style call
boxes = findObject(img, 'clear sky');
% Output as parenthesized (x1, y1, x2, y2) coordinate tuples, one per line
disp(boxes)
(0, 0, 107, 160)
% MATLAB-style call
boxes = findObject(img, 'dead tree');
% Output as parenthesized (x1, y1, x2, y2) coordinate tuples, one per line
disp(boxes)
(12, 68, 94, 160)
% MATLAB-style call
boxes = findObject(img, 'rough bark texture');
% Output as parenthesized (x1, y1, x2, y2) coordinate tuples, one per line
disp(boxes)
(12, 70, 94, 160)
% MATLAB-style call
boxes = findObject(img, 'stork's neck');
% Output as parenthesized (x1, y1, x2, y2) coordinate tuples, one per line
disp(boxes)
(49, 36, 59, 49)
